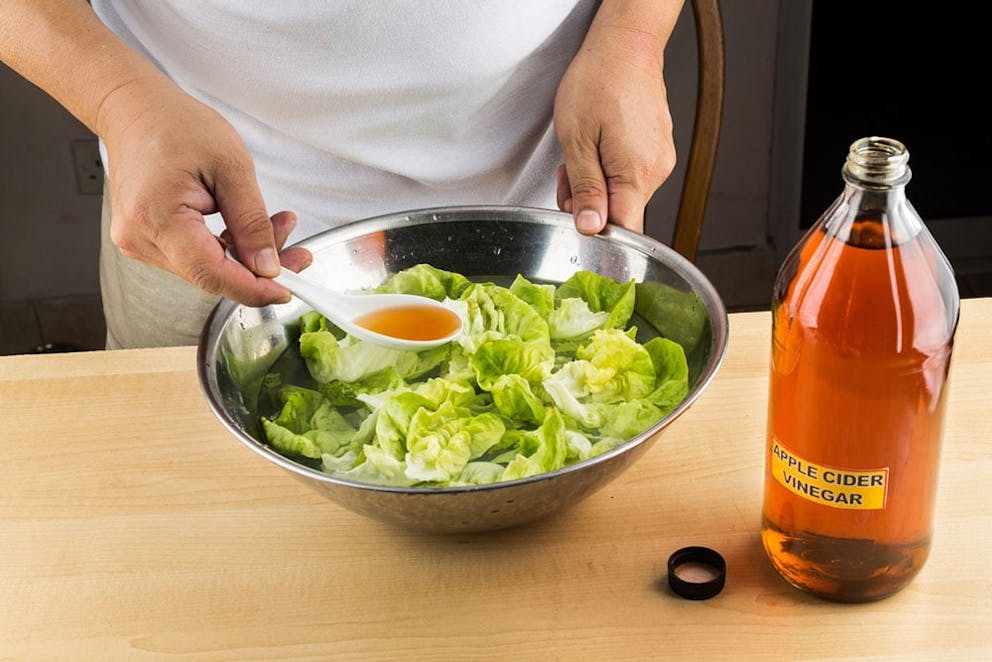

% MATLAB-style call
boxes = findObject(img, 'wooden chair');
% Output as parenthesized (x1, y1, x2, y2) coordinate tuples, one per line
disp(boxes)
(670, 0, 725, 263)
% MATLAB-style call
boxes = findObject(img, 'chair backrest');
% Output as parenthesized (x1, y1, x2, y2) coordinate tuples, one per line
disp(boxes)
(670, 0, 725, 263)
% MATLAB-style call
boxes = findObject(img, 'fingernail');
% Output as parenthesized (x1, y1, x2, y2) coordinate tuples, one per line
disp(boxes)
(576, 210, 601, 234)
(254, 247, 280, 276)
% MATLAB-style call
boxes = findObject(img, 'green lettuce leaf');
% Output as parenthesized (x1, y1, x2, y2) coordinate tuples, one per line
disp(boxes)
(500, 409, 568, 481)
(374, 264, 472, 301)
(456, 283, 550, 354)
(489, 373, 547, 426)
(261, 386, 357, 458)
(319, 367, 406, 407)
(643, 336, 690, 412)
(452, 461, 507, 486)
(547, 297, 611, 340)
(471, 337, 555, 392)
(509, 274, 556, 320)
(404, 406, 505, 482)
(556, 271, 636, 330)
(300, 330, 448, 385)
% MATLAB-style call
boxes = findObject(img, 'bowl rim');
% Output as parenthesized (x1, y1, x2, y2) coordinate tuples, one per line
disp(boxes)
(197, 205, 729, 495)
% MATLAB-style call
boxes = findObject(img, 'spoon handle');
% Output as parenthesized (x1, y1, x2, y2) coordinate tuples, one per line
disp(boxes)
(270, 267, 357, 318)
(224, 245, 356, 318)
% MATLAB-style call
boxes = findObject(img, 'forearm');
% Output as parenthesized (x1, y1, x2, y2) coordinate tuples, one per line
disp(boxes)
(584, 0, 684, 69)
(0, 0, 175, 136)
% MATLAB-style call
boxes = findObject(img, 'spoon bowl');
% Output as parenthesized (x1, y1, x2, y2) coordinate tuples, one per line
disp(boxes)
(227, 247, 462, 351)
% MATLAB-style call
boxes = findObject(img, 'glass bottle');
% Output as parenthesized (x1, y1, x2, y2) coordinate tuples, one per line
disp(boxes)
(760, 136, 960, 602)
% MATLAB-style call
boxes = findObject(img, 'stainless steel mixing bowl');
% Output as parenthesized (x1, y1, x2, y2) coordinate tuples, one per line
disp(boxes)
(197, 206, 728, 533)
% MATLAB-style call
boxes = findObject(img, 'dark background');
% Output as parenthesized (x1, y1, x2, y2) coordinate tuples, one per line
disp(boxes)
(800, 3, 990, 226)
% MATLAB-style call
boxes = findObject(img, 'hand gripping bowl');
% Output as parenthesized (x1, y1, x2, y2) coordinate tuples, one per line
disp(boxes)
(198, 206, 728, 533)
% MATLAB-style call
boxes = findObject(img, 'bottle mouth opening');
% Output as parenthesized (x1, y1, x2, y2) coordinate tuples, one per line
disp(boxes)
(843, 136, 911, 187)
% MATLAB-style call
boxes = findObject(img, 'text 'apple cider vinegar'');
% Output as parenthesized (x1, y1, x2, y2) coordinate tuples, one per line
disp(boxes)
(761, 137, 960, 602)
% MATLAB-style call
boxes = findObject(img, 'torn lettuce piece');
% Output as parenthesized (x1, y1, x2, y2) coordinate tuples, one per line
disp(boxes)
(299, 309, 340, 335)
(548, 297, 611, 340)
(262, 386, 357, 458)
(322, 445, 416, 487)
(555, 271, 636, 330)
(575, 328, 656, 402)
(489, 373, 547, 427)
(301, 331, 415, 383)
(542, 329, 660, 432)
(374, 263, 472, 301)
(499, 409, 568, 481)
(300, 330, 447, 385)
(471, 337, 555, 392)
(598, 400, 667, 440)
(643, 336, 691, 412)
(509, 274, 556, 320)
(319, 366, 406, 407)
(365, 378, 477, 461)
(452, 461, 507, 486)
(564, 429, 594, 463)
(404, 407, 505, 483)
(455, 283, 550, 354)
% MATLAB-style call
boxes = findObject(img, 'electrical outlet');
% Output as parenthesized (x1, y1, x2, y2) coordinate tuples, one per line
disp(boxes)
(71, 138, 104, 195)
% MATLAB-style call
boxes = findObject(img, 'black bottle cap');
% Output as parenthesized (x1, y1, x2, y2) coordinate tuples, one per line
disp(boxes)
(667, 546, 726, 600)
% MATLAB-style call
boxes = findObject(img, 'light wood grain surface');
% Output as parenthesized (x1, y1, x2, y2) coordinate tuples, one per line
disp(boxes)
(2, 299, 990, 661)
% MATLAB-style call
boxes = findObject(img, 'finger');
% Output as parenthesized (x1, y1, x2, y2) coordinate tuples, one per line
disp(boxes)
(556, 163, 573, 213)
(160, 209, 291, 306)
(261, 210, 312, 274)
(270, 210, 298, 249)
(212, 158, 281, 278)
(559, 138, 609, 235)
(606, 185, 648, 233)
(219, 210, 311, 275)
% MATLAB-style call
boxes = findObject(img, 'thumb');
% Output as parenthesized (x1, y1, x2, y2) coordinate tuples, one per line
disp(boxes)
(559, 142, 609, 235)
(214, 163, 280, 278)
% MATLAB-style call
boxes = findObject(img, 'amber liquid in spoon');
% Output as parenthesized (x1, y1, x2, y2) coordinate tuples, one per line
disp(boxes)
(353, 305, 461, 342)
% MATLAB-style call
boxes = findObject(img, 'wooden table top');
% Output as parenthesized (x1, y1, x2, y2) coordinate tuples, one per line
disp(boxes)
(2, 298, 990, 660)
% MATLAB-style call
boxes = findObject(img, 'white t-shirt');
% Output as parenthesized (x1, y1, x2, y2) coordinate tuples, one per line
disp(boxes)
(92, 1, 598, 241)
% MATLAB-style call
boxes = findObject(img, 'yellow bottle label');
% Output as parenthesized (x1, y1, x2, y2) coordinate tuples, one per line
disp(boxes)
(771, 440, 888, 510)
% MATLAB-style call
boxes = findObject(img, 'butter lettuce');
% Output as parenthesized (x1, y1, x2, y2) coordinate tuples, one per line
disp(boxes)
(556, 270, 636, 330)
(374, 263, 472, 301)
(260, 265, 691, 488)
(262, 386, 357, 459)
(499, 409, 568, 481)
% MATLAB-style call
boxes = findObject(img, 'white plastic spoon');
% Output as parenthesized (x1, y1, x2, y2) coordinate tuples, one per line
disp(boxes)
(226, 247, 462, 351)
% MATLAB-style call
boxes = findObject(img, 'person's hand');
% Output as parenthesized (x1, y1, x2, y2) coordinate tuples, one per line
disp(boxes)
(97, 77, 311, 306)
(554, 24, 677, 235)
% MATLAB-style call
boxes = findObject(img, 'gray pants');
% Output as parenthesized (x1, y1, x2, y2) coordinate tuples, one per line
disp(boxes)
(99, 185, 221, 349)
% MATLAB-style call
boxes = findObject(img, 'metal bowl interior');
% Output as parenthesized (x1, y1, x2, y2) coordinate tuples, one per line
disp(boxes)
(197, 206, 728, 533)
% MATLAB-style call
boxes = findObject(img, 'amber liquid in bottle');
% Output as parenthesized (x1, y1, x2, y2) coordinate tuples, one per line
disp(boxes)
(761, 138, 959, 602)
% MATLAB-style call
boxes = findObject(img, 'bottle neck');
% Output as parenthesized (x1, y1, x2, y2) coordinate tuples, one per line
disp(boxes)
(824, 181, 922, 249)
(842, 136, 912, 188)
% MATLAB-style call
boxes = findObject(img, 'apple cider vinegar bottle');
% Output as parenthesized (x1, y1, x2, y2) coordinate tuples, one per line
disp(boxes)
(761, 137, 960, 602)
